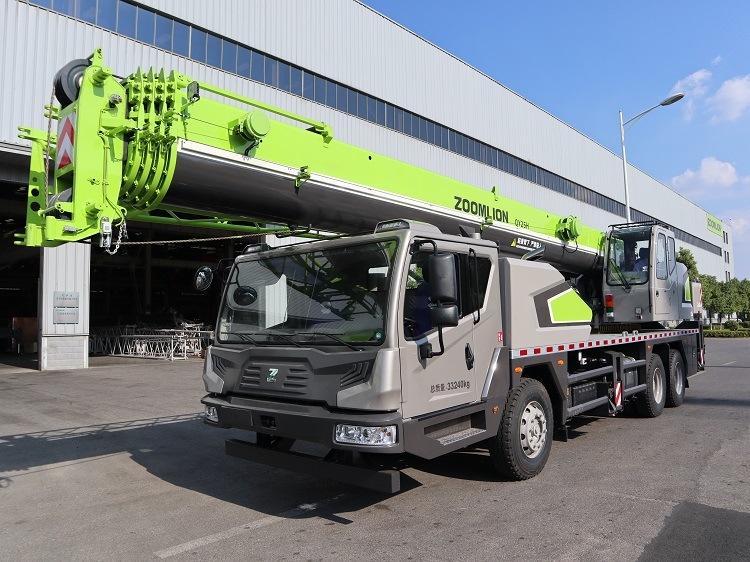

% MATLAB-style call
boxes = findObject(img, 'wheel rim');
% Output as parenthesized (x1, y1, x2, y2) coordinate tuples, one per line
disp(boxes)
(653, 366, 664, 404)
(520, 401, 547, 459)
(674, 362, 684, 395)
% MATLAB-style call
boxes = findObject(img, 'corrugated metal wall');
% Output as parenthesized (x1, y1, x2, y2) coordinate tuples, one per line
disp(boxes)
(2, 0, 730, 278)
(40, 243, 90, 335)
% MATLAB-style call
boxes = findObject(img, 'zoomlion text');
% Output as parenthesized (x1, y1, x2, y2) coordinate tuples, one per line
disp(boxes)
(454, 196, 509, 223)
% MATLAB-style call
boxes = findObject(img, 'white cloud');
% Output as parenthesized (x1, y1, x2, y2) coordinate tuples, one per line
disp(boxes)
(730, 215, 749, 238)
(671, 156, 744, 200)
(671, 69, 711, 121)
(711, 55, 722, 66)
(708, 75, 750, 123)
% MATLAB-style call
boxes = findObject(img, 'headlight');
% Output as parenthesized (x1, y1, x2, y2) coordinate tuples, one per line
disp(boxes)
(335, 424, 397, 445)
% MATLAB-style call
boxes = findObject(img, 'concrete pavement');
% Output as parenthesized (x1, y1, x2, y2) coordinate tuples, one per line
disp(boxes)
(0, 340, 748, 561)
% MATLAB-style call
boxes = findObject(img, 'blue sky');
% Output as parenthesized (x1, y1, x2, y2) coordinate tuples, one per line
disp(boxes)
(360, 0, 750, 280)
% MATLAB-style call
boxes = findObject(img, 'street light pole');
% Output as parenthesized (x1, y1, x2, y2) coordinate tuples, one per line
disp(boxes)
(619, 109, 632, 223)
(619, 93, 684, 223)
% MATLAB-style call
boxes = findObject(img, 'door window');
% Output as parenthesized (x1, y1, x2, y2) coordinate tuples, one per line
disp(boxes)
(668, 237, 676, 274)
(656, 233, 667, 280)
(403, 251, 491, 340)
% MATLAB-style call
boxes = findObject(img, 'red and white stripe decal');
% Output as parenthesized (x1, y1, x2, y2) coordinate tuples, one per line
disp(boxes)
(56, 112, 76, 170)
(510, 329, 700, 359)
(615, 382, 622, 407)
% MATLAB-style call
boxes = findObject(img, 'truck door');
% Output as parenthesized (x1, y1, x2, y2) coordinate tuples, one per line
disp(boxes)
(651, 228, 678, 320)
(399, 241, 490, 419)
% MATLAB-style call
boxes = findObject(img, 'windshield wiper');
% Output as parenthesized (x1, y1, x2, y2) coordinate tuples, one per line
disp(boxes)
(234, 331, 303, 347)
(608, 257, 631, 291)
(265, 332, 304, 348)
(236, 333, 261, 345)
(297, 332, 363, 351)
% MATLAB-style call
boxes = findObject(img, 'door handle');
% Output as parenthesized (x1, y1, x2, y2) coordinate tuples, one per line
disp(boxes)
(465, 343, 474, 370)
(656, 290, 660, 296)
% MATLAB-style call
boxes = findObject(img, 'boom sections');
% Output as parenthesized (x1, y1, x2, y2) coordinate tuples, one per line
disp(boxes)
(17, 50, 605, 273)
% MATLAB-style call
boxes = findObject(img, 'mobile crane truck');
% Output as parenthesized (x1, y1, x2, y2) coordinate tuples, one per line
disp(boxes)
(18, 50, 705, 492)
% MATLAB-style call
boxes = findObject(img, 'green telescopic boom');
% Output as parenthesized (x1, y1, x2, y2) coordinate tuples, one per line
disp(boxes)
(17, 49, 605, 273)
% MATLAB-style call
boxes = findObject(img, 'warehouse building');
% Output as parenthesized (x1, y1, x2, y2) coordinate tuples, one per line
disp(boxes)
(0, 0, 734, 368)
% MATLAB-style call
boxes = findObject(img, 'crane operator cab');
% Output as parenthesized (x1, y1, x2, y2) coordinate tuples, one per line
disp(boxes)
(603, 223, 692, 325)
(616, 233, 650, 282)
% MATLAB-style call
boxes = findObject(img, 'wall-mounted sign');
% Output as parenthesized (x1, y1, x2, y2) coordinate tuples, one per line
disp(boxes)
(706, 213, 722, 237)
(54, 291, 79, 307)
(53, 308, 79, 323)
(53, 291, 79, 324)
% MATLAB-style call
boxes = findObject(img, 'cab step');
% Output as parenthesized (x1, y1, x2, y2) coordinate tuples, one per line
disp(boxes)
(436, 427, 486, 446)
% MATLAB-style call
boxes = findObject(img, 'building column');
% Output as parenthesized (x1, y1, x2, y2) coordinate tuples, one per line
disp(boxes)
(38, 243, 91, 370)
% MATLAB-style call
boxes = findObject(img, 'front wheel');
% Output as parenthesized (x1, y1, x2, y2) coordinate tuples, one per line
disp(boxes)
(489, 379, 553, 480)
(666, 349, 686, 407)
(635, 354, 666, 417)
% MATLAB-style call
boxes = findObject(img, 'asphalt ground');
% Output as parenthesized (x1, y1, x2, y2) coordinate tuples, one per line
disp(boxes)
(0, 339, 748, 561)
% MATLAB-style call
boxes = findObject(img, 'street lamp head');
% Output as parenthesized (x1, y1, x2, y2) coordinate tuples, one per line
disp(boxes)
(660, 93, 684, 106)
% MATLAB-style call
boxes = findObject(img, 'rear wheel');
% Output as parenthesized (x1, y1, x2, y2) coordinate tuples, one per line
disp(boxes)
(635, 354, 666, 417)
(666, 350, 686, 407)
(489, 379, 553, 480)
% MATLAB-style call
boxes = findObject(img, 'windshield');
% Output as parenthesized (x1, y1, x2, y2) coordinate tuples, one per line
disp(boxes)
(606, 228, 650, 286)
(217, 240, 398, 346)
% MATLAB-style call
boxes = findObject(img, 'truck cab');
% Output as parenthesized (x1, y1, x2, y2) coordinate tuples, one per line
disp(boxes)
(198, 217, 608, 493)
(603, 223, 692, 325)
(200, 220, 501, 458)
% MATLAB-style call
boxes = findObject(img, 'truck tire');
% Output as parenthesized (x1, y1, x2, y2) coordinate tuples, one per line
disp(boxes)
(489, 378, 553, 480)
(635, 354, 666, 417)
(53, 58, 91, 109)
(666, 350, 686, 407)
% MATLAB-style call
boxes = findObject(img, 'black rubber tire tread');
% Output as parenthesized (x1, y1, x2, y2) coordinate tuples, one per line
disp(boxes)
(635, 354, 666, 418)
(53, 58, 91, 109)
(666, 349, 686, 408)
(488, 378, 553, 481)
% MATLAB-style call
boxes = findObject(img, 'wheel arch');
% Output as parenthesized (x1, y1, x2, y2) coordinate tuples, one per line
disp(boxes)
(652, 343, 671, 374)
(520, 362, 564, 429)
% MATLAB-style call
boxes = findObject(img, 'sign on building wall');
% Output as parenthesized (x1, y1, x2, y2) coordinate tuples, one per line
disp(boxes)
(706, 213, 722, 237)
(53, 291, 79, 324)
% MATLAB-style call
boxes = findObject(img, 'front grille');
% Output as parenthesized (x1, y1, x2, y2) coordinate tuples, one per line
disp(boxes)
(284, 368, 310, 392)
(239, 365, 261, 387)
(238, 364, 311, 395)
(233, 355, 375, 404)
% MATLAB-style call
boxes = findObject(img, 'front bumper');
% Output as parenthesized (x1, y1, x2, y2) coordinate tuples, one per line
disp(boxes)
(201, 394, 405, 453)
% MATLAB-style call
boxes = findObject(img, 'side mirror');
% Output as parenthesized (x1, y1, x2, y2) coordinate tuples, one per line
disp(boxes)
(430, 303, 458, 327)
(419, 304, 458, 361)
(194, 266, 214, 292)
(428, 253, 458, 328)
(428, 253, 458, 303)
(419, 252, 458, 361)
(233, 286, 258, 306)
